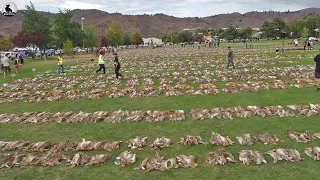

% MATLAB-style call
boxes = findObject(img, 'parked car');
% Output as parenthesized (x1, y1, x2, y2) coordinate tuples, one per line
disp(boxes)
(309, 37, 319, 41)
(0, 52, 17, 60)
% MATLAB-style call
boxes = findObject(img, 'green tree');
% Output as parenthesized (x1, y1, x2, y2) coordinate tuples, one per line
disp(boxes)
(262, 21, 278, 39)
(305, 16, 320, 37)
(239, 27, 253, 39)
(287, 20, 305, 38)
(273, 18, 287, 38)
(21, 2, 51, 53)
(105, 22, 123, 47)
(0, 35, 11, 51)
(123, 34, 131, 46)
(162, 33, 179, 43)
(221, 27, 239, 40)
(63, 39, 73, 58)
(262, 18, 288, 39)
(178, 31, 193, 42)
(51, 9, 83, 48)
(83, 25, 99, 50)
(131, 32, 143, 45)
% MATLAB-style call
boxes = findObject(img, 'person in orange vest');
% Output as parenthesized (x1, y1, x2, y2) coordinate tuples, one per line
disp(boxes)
(57, 53, 65, 74)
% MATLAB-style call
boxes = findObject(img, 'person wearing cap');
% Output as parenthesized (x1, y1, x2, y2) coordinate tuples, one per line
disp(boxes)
(96, 51, 106, 74)
(226, 46, 235, 69)
(57, 53, 65, 74)
(113, 53, 123, 79)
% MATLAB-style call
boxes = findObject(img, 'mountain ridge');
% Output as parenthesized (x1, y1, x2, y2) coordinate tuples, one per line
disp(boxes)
(0, 8, 320, 37)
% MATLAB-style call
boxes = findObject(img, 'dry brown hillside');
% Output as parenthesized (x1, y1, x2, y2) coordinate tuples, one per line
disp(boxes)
(0, 8, 320, 37)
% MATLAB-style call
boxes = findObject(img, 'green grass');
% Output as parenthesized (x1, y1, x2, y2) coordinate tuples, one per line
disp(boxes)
(0, 87, 318, 114)
(1, 42, 320, 180)
(1, 116, 320, 180)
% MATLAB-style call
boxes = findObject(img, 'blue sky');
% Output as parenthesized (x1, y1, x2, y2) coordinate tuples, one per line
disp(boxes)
(5, 0, 320, 17)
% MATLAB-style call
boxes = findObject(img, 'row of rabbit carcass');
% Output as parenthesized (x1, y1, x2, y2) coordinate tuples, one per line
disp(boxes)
(0, 110, 185, 123)
(1, 70, 216, 92)
(190, 104, 320, 120)
(0, 80, 317, 104)
(222, 79, 315, 93)
(1, 147, 320, 170)
(2, 64, 314, 93)
(0, 104, 319, 124)
(1, 131, 320, 153)
(215, 65, 314, 82)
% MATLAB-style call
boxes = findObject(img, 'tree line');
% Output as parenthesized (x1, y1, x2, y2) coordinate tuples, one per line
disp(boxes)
(161, 16, 320, 43)
(264, 16, 320, 39)
(161, 27, 254, 43)
(0, 2, 143, 56)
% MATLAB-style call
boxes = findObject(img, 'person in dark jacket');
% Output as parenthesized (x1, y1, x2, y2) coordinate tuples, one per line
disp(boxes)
(315, 54, 320, 91)
(226, 46, 235, 69)
(113, 53, 123, 79)
(307, 41, 311, 50)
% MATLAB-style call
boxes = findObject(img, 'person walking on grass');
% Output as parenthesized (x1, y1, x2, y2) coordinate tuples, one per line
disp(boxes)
(314, 54, 320, 91)
(57, 53, 65, 74)
(96, 51, 106, 74)
(303, 41, 307, 50)
(2, 53, 11, 79)
(14, 57, 22, 74)
(18, 53, 24, 65)
(226, 46, 235, 69)
(113, 53, 123, 79)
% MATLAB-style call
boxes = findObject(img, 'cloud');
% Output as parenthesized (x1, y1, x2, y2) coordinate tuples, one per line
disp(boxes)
(12, 0, 320, 17)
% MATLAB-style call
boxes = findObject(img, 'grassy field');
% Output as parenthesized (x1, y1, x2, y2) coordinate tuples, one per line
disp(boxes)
(1, 40, 320, 180)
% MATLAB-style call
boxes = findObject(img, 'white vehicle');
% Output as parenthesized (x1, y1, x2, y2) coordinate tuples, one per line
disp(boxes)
(0, 52, 17, 60)
(55, 50, 64, 55)
(309, 37, 317, 41)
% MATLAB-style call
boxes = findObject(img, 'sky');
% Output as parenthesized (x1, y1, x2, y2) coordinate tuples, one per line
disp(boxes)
(4, 0, 320, 17)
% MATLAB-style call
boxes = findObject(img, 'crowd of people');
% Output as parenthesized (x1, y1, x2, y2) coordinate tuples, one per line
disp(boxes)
(294, 38, 317, 50)
(1, 43, 320, 91)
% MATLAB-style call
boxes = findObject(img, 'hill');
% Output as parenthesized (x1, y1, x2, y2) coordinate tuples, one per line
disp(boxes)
(0, 8, 320, 37)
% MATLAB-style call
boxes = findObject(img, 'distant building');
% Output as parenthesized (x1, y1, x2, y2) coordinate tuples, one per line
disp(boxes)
(252, 32, 263, 38)
(143, 37, 163, 46)
(182, 27, 201, 32)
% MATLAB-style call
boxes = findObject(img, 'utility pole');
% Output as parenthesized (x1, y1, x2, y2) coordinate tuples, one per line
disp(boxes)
(81, 17, 84, 51)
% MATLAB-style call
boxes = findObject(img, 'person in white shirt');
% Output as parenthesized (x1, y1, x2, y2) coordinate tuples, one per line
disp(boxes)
(2, 53, 11, 73)
(294, 39, 298, 47)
